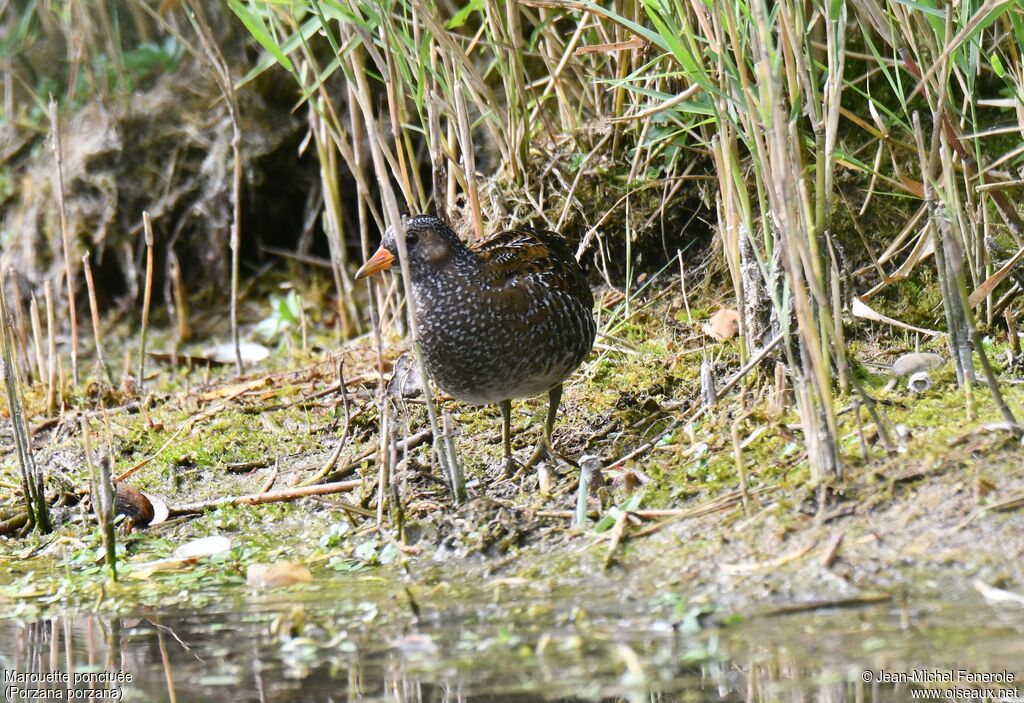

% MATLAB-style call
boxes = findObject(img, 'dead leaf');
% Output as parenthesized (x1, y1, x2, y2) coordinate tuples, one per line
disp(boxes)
(703, 308, 739, 341)
(575, 36, 647, 55)
(898, 174, 925, 198)
(173, 535, 231, 560)
(851, 297, 941, 337)
(127, 558, 192, 579)
(247, 562, 314, 589)
(197, 377, 270, 402)
(128, 535, 232, 579)
(969, 243, 1024, 308)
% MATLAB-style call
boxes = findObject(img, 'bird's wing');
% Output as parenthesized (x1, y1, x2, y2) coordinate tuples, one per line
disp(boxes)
(470, 229, 592, 310)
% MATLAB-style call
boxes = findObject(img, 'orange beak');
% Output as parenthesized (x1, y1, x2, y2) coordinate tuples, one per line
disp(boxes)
(354, 246, 395, 280)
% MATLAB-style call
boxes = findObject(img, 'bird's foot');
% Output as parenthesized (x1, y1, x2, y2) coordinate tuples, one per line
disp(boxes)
(520, 436, 553, 472)
(499, 435, 553, 478)
(501, 455, 524, 479)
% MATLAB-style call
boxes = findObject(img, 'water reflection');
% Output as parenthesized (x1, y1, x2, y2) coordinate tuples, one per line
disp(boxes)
(2, 599, 1022, 703)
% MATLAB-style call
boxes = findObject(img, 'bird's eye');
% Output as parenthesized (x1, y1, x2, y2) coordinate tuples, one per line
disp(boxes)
(407, 232, 419, 247)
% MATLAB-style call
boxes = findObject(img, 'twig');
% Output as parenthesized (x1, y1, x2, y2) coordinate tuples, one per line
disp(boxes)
(820, 532, 844, 568)
(453, 77, 482, 239)
(168, 479, 362, 516)
(259, 462, 279, 494)
(660, 333, 784, 418)
(602, 510, 629, 569)
(0, 510, 29, 536)
(306, 428, 432, 486)
(719, 541, 817, 574)
(631, 486, 778, 538)
(297, 368, 353, 487)
(950, 492, 1024, 533)
(114, 411, 208, 482)
(761, 593, 891, 617)
(731, 414, 749, 514)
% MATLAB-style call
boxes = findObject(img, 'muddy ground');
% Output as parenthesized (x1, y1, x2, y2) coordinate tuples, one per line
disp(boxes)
(2, 280, 1024, 622)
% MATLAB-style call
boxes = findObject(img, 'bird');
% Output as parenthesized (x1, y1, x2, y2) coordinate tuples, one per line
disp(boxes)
(354, 214, 596, 475)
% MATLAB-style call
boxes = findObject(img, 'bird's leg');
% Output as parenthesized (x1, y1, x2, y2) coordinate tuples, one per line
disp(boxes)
(499, 399, 517, 477)
(522, 384, 562, 471)
(544, 383, 562, 443)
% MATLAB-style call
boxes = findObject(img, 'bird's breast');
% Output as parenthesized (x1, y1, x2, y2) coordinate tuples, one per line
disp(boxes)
(411, 278, 595, 404)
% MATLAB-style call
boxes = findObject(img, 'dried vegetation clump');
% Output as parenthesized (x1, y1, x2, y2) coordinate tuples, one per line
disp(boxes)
(1, 67, 302, 303)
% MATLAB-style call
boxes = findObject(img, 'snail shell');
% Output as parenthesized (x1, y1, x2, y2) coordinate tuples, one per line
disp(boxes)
(115, 482, 155, 527)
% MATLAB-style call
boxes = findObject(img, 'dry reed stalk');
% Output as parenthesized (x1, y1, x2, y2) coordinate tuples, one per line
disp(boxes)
(82, 252, 112, 384)
(730, 415, 749, 515)
(1007, 308, 1020, 357)
(346, 37, 463, 503)
(377, 27, 416, 207)
(410, 0, 511, 164)
(452, 76, 483, 239)
(185, 0, 243, 373)
(29, 295, 45, 386)
(426, 89, 447, 222)
(309, 104, 355, 339)
(156, 626, 178, 703)
(167, 251, 191, 345)
(711, 132, 746, 354)
(913, 111, 973, 386)
(446, 112, 458, 215)
(736, 1, 842, 481)
(9, 276, 32, 382)
(48, 96, 79, 385)
(442, 410, 465, 502)
(300, 305, 308, 354)
(377, 402, 390, 528)
(532, 10, 586, 132)
(936, 133, 1019, 433)
(139, 212, 155, 385)
(43, 281, 57, 416)
(81, 416, 116, 580)
(0, 275, 49, 532)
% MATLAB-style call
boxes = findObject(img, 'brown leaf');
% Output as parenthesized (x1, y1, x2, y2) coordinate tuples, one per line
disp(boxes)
(197, 377, 270, 402)
(703, 308, 739, 341)
(898, 174, 925, 198)
(247, 562, 314, 590)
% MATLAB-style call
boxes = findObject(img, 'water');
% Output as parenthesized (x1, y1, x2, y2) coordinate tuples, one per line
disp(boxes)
(2, 573, 1021, 702)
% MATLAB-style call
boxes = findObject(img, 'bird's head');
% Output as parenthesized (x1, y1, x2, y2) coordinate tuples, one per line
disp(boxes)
(354, 215, 462, 280)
